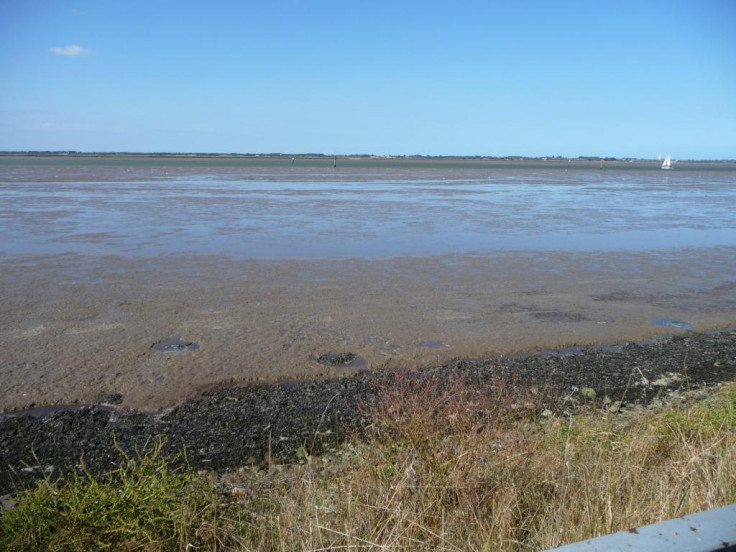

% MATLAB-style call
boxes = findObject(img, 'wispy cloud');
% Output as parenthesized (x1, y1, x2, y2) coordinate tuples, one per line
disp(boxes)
(49, 45, 91, 57)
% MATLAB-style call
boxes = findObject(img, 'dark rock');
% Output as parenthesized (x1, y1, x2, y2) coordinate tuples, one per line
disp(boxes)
(97, 393, 124, 405)
(317, 352, 357, 366)
(151, 337, 199, 354)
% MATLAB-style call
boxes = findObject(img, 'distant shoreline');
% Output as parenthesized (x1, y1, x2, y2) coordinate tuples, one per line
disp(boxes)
(3, 152, 736, 170)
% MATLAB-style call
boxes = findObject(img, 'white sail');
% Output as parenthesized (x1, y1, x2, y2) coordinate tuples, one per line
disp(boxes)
(661, 155, 672, 169)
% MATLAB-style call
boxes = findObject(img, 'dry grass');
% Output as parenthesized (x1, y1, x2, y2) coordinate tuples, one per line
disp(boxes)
(3, 372, 735, 551)
(229, 372, 736, 551)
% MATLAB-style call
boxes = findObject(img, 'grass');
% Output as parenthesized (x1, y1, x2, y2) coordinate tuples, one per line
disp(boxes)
(0, 438, 242, 551)
(2, 373, 735, 551)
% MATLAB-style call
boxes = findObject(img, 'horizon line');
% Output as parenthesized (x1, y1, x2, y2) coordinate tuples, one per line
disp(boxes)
(2, 151, 735, 162)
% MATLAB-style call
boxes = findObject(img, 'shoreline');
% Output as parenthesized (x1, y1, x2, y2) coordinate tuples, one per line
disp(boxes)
(3, 249, 735, 414)
(2, 327, 734, 494)
(4, 325, 734, 419)
(3, 153, 736, 172)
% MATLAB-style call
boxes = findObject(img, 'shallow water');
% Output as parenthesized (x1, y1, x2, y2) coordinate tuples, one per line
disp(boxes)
(1, 158, 735, 258)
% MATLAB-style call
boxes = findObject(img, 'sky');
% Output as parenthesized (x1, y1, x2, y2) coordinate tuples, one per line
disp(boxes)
(1, 1, 734, 158)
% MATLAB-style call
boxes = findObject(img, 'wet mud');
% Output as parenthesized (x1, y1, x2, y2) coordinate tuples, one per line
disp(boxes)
(1, 249, 735, 413)
(151, 336, 200, 354)
(651, 317, 695, 330)
(317, 352, 358, 366)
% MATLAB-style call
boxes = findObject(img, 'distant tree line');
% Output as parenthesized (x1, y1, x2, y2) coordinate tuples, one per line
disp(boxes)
(1, 151, 734, 162)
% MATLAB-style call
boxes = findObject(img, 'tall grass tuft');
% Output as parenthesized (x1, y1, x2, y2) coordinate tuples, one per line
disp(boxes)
(230, 375, 736, 550)
(0, 437, 240, 552)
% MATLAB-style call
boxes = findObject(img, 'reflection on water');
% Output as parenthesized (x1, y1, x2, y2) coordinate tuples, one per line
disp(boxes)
(1, 159, 735, 258)
(650, 317, 694, 330)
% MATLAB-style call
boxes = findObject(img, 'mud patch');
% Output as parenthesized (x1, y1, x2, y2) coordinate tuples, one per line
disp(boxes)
(499, 302, 532, 312)
(317, 352, 360, 367)
(97, 392, 124, 405)
(499, 303, 589, 323)
(151, 336, 200, 354)
(705, 281, 736, 294)
(415, 340, 449, 349)
(651, 317, 694, 331)
(529, 310, 589, 323)
(592, 290, 638, 302)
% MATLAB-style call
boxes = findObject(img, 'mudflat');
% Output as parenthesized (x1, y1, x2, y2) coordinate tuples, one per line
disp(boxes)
(2, 249, 735, 412)
(1, 157, 735, 412)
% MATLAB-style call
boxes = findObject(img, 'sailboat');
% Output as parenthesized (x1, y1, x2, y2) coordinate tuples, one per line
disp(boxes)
(661, 155, 673, 170)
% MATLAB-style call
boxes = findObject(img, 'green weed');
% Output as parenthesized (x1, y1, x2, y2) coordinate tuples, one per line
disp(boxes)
(0, 438, 238, 552)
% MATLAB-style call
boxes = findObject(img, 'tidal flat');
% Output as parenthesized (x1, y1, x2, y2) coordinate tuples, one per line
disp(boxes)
(1, 156, 735, 413)
(1, 250, 736, 413)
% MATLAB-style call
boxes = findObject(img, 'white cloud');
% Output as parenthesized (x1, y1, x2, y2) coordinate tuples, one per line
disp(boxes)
(49, 45, 91, 57)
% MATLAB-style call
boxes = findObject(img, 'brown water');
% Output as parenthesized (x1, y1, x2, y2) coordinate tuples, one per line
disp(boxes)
(1, 157, 735, 411)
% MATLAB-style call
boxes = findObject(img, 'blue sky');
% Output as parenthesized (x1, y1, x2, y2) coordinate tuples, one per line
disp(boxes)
(1, 1, 734, 158)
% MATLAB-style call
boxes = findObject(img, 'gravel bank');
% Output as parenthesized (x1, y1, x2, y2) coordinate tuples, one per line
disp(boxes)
(1, 329, 735, 494)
